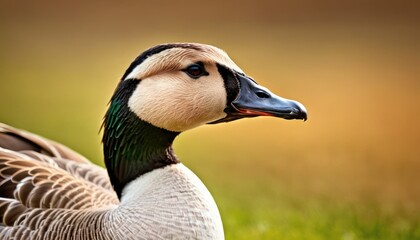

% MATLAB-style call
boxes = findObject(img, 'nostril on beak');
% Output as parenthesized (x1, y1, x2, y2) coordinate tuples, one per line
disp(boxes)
(255, 90, 270, 99)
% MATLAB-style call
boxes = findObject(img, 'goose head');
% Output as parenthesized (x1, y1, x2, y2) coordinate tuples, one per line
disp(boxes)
(103, 43, 307, 198)
(124, 43, 306, 132)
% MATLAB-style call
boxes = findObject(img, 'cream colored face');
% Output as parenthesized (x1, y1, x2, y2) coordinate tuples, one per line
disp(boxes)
(127, 44, 243, 132)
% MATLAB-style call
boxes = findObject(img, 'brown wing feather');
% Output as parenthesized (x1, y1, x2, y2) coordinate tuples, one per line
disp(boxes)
(0, 123, 89, 163)
(0, 123, 114, 190)
(0, 123, 119, 234)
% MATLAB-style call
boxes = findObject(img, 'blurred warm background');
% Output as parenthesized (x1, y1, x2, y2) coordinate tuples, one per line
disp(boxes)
(1, 0, 419, 239)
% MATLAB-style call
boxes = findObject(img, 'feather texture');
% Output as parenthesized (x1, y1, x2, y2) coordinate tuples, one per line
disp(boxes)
(0, 123, 119, 239)
(0, 123, 223, 239)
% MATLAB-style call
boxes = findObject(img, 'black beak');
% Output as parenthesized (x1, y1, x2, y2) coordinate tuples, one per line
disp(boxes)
(210, 73, 307, 124)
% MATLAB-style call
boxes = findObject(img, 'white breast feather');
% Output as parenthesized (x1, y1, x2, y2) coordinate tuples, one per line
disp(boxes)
(117, 163, 224, 240)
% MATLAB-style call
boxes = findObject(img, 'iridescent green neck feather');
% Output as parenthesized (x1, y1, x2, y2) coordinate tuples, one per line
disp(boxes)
(102, 79, 180, 198)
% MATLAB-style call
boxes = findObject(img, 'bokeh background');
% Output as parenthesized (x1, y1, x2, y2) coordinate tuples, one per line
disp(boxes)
(1, 0, 419, 239)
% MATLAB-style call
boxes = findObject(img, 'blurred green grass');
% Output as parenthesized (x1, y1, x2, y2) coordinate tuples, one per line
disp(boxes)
(1, 1, 420, 239)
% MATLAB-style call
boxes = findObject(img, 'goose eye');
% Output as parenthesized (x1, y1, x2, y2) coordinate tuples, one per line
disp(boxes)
(184, 63, 208, 79)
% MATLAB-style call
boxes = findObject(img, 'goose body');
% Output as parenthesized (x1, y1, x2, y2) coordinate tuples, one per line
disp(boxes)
(0, 43, 307, 239)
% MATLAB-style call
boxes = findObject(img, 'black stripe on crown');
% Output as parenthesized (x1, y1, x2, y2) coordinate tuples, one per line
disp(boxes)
(121, 43, 202, 81)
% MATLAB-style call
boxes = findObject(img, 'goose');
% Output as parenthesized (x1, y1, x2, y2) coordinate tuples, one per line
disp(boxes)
(0, 43, 307, 240)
